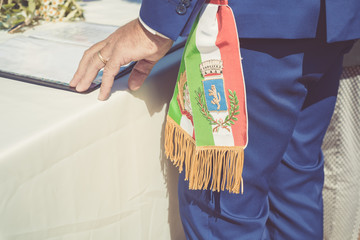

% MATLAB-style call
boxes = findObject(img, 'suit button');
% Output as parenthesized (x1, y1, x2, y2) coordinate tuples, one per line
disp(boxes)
(182, 0, 190, 8)
(176, 3, 187, 15)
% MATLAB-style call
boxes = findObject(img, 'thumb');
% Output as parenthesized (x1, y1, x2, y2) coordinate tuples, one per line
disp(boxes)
(128, 59, 157, 91)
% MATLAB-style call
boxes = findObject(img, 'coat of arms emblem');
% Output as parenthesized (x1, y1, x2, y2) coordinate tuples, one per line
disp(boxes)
(196, 59, 240, 133)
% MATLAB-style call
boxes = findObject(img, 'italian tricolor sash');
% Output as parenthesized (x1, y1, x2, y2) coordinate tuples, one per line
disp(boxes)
(165, 0, 247, 194)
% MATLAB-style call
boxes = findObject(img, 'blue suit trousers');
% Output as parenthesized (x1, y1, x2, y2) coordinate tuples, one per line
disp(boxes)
(178, 35, 355, 239)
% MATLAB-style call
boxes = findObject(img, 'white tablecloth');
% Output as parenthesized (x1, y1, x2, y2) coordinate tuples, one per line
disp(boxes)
(0, 1, 186, 239)
(0, 49, 185, 240)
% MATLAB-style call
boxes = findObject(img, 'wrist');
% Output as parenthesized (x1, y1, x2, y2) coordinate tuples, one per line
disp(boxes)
(136, 19, 173, 57)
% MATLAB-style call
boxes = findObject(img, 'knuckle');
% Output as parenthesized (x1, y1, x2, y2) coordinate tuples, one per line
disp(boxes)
(133, 67, 147, 76)
(100, 82, 113, 93)
(103, 66, 117, 78)
(90, 54, 102, 68)
(88, 43, 100, 52)
(102, 77, 114, 86)
(101, 84, 112, 92)
(84, 48, 93, 56)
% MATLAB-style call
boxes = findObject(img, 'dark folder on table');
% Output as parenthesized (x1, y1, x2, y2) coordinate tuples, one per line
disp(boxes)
(0, 22, 184, 93)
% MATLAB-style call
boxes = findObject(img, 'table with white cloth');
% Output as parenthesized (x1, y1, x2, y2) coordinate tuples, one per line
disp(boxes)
(0, 1, 186, 239)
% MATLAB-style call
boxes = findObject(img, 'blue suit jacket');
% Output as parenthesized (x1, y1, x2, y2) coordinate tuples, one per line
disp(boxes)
(140, 0, 360, 43)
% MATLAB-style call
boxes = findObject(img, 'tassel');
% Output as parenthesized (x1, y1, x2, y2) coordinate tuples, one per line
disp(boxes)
(165, 116, 244, 194)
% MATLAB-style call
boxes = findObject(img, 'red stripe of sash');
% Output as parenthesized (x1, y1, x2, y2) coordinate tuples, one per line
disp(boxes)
(215, 6, 248, 147)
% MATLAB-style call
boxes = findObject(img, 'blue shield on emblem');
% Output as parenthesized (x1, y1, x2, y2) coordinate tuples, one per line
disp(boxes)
(203, 78, 228, 112)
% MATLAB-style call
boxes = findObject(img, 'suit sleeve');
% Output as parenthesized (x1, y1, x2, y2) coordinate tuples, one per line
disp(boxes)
(139, 0, 205, 41)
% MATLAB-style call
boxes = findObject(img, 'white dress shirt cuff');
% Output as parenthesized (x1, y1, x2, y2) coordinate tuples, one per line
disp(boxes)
(138, 16, 170, 39)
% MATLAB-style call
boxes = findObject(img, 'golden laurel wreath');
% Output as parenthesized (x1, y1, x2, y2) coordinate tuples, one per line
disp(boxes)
(196, 88, 240, 133)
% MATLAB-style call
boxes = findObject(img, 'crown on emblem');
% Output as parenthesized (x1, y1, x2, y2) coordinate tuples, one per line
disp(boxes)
(199, 59, 223, 77)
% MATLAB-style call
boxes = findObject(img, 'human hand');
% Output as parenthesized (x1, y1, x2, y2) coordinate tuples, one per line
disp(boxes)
(70, 19, 174, 100)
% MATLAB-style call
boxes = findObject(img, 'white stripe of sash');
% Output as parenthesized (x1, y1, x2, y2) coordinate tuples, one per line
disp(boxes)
(195, 4, 234, 146)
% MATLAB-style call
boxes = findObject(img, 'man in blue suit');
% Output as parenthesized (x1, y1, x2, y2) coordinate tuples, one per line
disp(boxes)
(70, 0, 360, 239)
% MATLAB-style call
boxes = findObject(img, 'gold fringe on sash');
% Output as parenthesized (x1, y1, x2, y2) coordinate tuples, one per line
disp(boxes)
(165, 116, 244, 194)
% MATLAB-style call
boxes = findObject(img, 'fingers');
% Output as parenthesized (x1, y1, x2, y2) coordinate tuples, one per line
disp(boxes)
(70, 41, 107, 91)
(98, 58, 122, 101)
(69, 51, 92, 88)
(128, 59, 157, 91)
(70, 19, 172, 100)
(98, 47, 130, 101)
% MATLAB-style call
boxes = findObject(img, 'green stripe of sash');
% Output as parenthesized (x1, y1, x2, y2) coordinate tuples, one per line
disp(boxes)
(167, 55, 185, 124)
(185, 14, 215, 146)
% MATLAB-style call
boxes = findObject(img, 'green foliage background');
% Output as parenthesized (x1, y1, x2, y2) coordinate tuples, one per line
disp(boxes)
(0, 0, 83, 31)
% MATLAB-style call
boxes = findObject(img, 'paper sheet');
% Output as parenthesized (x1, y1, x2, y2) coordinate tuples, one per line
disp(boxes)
(0, 22, 119, 85)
